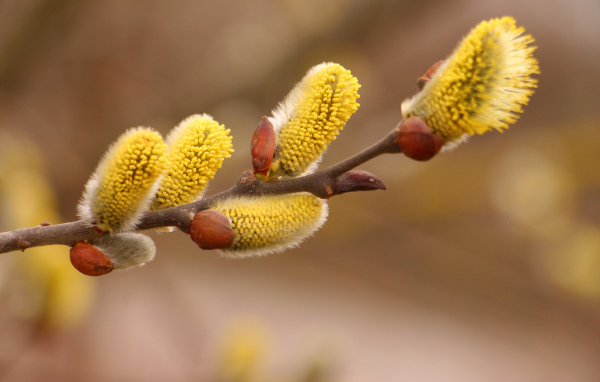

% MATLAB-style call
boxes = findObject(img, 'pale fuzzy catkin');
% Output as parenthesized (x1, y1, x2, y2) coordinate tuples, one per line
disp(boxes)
(92, 233, 156, 270)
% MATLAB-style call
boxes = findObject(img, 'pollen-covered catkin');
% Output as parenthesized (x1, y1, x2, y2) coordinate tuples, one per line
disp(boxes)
(214, 193, 328, 258)
(268, 63, 360, 177)
(78, 128, 167, 232)
(152, 114, 233, 210)
(401, 16, 539, 148)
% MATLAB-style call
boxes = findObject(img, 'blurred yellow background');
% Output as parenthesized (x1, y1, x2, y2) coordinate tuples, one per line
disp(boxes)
(1, 0, 599, 381)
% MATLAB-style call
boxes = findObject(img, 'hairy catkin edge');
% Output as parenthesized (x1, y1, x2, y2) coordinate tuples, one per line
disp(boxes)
(214, 193, 328, 258)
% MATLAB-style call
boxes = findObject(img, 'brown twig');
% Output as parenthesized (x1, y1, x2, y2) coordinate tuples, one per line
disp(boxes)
(0, 125, 402, 255)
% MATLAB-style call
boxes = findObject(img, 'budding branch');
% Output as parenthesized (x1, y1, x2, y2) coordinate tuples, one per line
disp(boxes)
(0, 125, 403, 254)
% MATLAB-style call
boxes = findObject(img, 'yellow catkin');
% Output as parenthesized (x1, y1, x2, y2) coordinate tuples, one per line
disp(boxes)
(0, 132, 94, 331)
(214, 193, 328, 258)
(401, 16, 539, 146)
(152, 114, 233, 210)
(269, 63, 360, 177)
(78, 128, 167, 232)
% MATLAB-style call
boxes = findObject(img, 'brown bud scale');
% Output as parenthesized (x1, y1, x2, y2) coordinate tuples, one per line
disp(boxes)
(251, 116, 276, 176)
(417, 60, 444, 91)
(190, 209, 236, 250)
(70, 241, 114, 276)
(396, 117, 444, 161)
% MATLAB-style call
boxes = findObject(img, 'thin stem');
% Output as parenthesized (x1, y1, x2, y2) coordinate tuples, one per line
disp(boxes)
(234, 127, 401, 199)
(0, 125, 402, 254)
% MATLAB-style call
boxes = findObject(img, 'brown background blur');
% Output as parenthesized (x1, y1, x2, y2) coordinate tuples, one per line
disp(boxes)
(1, 0, 600, 381)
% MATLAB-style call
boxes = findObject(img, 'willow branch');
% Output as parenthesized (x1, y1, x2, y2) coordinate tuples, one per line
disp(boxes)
(0, 125, 402, 255)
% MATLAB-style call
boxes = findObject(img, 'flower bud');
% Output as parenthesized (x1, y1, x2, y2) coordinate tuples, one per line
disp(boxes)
(189, 209, 236, 250)
(251, 116, 276, 177)
(396, 117, 444, 161)
(331, 170, 386, 197)
(69, 241, 114, 276)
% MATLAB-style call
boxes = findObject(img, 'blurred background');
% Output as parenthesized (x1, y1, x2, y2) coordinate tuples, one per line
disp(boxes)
(0, 0, 599, 381)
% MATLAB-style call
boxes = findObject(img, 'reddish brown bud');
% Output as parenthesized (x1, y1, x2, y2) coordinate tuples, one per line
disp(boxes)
(251, 116, 276, 176)
(331, 170, 386, 197)
(70, 241, 114, 276)
(396, 117, 444, 161)
(18, 239, 31, 251)
(417, 60, 444, 91)
(189, 209, 236, 250)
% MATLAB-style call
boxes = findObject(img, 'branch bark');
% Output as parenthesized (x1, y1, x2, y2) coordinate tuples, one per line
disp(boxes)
(0, 125, 402, 254)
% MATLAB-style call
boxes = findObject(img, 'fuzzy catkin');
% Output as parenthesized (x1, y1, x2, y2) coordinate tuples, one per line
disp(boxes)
(268, 63, 360, 177)
(78, 128, 167, 232)
(401, 17, 539, 148)
(214, 193, 328, 258)
(152, 114, 233, 210)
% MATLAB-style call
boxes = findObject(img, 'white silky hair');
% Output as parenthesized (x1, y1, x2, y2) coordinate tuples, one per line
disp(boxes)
(269, 62, 334, 136)
(92, 232, 156, 270)
(441, 134, 470, 152)
(165, 113, 214, 146)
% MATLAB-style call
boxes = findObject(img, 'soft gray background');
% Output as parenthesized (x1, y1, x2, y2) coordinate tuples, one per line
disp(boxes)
(1, 0, 599, 381)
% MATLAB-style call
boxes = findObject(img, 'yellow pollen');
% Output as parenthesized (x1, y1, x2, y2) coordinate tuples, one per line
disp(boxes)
(152, 114, 233, 210)
(214, 193, 328, 257)
(83, 128, 167, 232)
(269, 63, 360, 177)
(401, 16, 539, 145)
